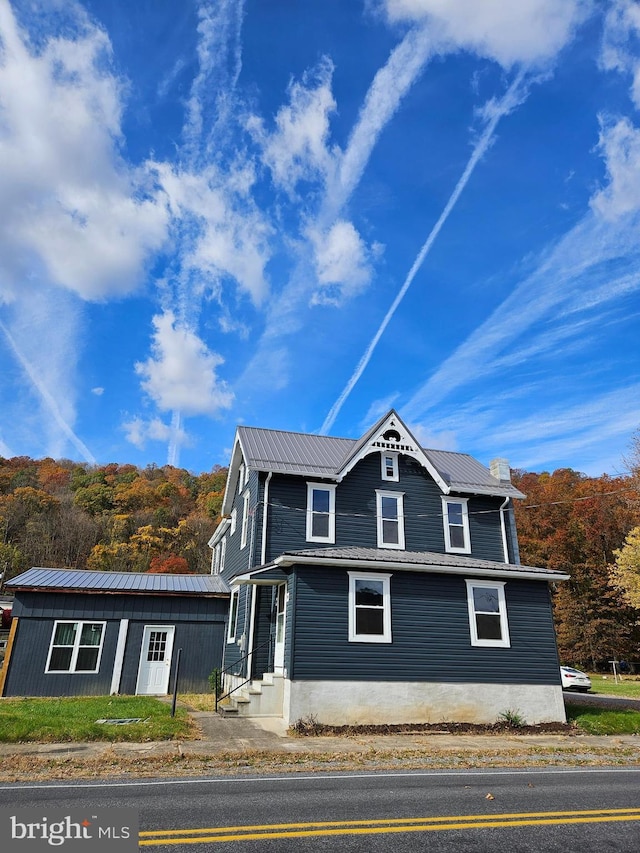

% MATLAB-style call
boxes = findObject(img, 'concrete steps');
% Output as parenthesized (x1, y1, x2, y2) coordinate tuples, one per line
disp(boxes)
(222, 672, 284, 717)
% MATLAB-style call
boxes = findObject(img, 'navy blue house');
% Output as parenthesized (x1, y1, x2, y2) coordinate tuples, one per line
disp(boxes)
(0, 570, 229, 697)
(210, 410, 569, 725)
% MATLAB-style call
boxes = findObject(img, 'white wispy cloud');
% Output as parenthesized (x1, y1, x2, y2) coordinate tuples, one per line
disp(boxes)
(601, 0, 640, 109)
(321, 70, 529, 433)
(135, 311, 234, 417)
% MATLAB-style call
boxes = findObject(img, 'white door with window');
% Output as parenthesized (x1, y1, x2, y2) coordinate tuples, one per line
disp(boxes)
(136, 625, 175, 695)
(273, 584, 287, 672)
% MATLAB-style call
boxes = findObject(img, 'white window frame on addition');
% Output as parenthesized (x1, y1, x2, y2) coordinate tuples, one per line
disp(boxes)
(348, 571, 392, 643)
(45, 620, 106, 674)
(442, 497, 471, 554)
(306, 483, 336, 543)
(376, 490, 405, 549)
(465, 579, 510, 648)
(227, 587, 240, 643)
(380, 451, 399, 482)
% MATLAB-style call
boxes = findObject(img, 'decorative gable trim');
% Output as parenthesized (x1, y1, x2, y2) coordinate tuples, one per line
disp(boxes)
(336, 409, 451, 493)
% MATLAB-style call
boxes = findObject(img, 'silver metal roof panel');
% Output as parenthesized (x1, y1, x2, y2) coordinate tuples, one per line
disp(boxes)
(7, 568, 230, 595)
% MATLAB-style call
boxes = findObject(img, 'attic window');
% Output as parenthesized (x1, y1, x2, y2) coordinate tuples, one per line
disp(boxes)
(382, 429, 401, 443)
(381, 451, 399, 482)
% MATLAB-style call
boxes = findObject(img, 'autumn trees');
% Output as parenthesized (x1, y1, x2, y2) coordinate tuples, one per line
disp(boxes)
(0, 457, 227, 581)
(513, 468, 640, 670)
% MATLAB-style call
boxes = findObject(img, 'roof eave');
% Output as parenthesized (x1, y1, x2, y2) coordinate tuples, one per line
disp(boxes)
(273, 553, 568, 582)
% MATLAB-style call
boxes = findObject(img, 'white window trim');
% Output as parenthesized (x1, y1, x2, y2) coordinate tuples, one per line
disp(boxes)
(376, 490, 405, 549)
(219, 537, 227, 573)
(227, 587, 240, 643)
(240, 490, 250, 549)
(306, 483, 336, 543)
(380, 451, 399, 482)
(238, 463, 245, 493)
(45, 620, 106, 674)
(442, 497, 471, 554)
(465, 579, 510, 648)
(348, 571, 392, 643)
(230, 507, 237, 535)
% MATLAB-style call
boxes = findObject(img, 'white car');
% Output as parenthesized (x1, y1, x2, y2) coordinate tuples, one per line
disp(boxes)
(560, 666, 591, 692)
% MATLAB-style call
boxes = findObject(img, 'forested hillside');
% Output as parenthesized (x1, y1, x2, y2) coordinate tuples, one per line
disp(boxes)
(1, 453, 640, 670)
(0, 457, 227, 578)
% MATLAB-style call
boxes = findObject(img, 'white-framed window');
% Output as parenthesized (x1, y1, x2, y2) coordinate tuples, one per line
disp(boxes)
(442, 497, 471, 553)
(348, 571, 392, 643)
(219, 537, 227, 573)
(240, 491, 250, 549)
(306, 483, 336, 543)
(381, 451, 399, 482)
(45, 621, 106, 673)
(212, 544, 221, 574)
(376, 490, 405, 549)
(230, 507, 237, 535)
(227, 587, 240, 642)
(238, 463, 245, 493)
(465, 580, 510, 648)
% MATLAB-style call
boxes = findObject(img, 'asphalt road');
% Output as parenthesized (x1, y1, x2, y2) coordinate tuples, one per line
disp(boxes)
(564, 690, 640, 710)
(2, 767, 640, 851)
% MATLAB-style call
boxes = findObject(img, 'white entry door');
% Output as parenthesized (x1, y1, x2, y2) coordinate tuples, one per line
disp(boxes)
(136, 625, 175, 695)
(274, 584, 287, 672)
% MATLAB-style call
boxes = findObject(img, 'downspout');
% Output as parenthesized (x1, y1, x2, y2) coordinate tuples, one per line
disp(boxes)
(261, 472, 272, 565)
(499, 496, 510, 563)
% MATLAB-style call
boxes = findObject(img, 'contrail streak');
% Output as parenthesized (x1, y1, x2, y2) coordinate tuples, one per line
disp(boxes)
(320, 71, 528, 435)
(0, 319, 96, 465)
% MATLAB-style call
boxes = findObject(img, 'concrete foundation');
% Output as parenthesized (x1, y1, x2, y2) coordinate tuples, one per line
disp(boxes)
(283, 679, 566, 727)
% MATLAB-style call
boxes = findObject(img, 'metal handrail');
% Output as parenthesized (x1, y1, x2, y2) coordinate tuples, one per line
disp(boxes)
(214, 636, 274, 712)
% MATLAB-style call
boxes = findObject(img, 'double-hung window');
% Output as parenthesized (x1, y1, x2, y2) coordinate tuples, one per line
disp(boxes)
(230, 507, 237, 535)
(381, 451, 399, 482)
(348, 572, 392, 643)
(306, 483, 336, 542)
(442, 497, 471, 553)
(465, 580, 510, 648)
(376, 490, 405, 549)
(46, 621, 105, 673)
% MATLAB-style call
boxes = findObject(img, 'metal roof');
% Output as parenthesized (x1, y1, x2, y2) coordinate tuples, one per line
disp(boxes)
(236, 424, 524, 498)
(275, 546, 564, 579)
(7, 568, 230, 595)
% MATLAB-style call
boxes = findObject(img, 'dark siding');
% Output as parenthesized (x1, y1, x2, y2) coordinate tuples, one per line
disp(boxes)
(4, 617, 118, 697)
(119, 620, 226, 694)
(4, 591, 228, 697)
(290, 565, 560, 685)
(221, 583, 252, 676)
(265, 454, 508, 561)
(251, 585, 275, 678)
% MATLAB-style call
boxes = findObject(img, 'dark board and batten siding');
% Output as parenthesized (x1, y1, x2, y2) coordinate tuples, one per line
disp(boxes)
(290, 565, 561, 686)
(265, 454, 509, 563)
(4, 591, 228, 697)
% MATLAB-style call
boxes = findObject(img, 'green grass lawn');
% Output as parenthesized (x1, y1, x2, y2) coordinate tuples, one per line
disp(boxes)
(565, 703, 640, 735)
(0, 696, 196, 743)
(587, 674, 640, 699)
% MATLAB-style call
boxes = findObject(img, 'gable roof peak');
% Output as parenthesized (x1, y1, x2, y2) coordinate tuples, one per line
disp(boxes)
(336, 409, 450, 492)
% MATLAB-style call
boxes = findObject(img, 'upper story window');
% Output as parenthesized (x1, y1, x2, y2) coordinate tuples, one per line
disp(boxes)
(376, 490, 405, 549)
(465, 580, 510, 648)
(46, 621, 105, 673)
(348, 571, 392, 643)
(230, 507, 237, 535)
(306, 483, 336, 543)
(240, 491, 250, 549)
(442, 497, 471, 554)
(381, 451, 399, 482)
(219, 537, 227, 573)
(238, 463, 245, 493)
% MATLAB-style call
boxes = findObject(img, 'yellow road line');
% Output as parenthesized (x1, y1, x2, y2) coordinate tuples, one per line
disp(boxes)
(139, 808, 640, 846)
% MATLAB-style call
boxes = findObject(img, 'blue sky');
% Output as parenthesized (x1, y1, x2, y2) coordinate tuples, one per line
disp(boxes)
(0, 0, 639, 478)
